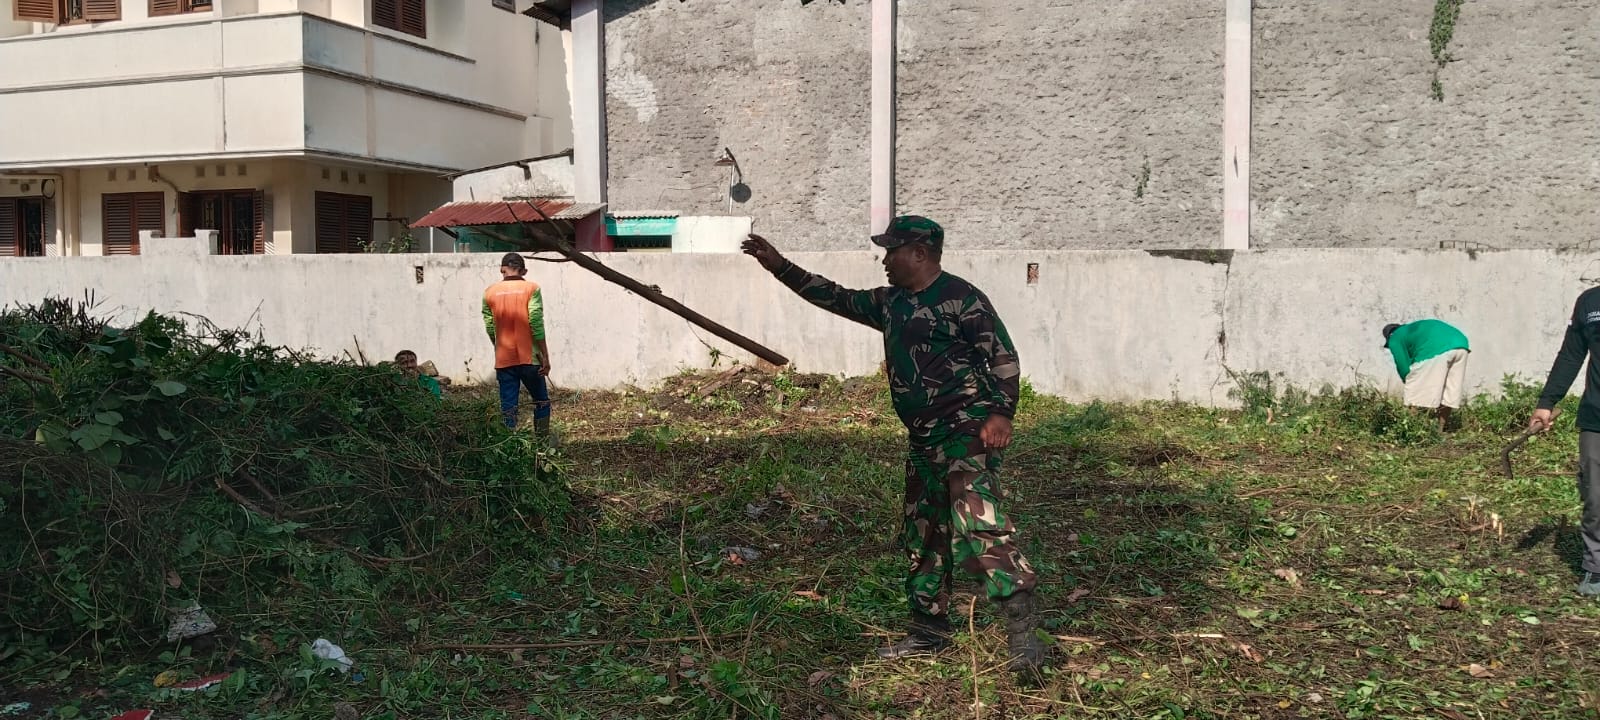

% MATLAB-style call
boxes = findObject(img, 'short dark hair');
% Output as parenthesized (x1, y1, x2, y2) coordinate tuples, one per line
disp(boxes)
(500, 252, 527, 272)
(395, 350, 417, 362)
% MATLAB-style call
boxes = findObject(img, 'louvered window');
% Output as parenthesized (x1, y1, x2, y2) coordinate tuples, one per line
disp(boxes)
(19, 0, 123, 23)
(150, 0, 213, 16)
(372, 0, 425, 38)
(102, 192, 165, 256)
(315, 192, 373, 254)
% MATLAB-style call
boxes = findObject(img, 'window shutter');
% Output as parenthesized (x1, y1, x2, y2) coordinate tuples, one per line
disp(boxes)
(0, 200, 15, 257)
(252, 191, 266, 254)
(315, 192, 343, 253)
(348, 194, 372, 251)
(103, 194, 134, 255)
(14, 0, 57, 22)
(43, 199, 57, 256)
(134, 193, 164, 255)
(399, 0, 425, 37)
(372, 0, 398, 31)
(150, 0, 184, 16)
(83, 0, 121, 21)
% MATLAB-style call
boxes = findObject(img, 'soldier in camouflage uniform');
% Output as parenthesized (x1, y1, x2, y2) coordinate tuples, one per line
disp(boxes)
(742, 215, 1044, 672)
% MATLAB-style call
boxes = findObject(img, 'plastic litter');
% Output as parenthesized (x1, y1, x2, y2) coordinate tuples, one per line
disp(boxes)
(312, 638, 355, 673)
(165, 602, 218, 642)
(1, 702, 31, 716)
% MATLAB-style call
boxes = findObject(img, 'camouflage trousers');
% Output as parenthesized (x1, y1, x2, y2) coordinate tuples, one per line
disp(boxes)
(903, 433, 1037, 617)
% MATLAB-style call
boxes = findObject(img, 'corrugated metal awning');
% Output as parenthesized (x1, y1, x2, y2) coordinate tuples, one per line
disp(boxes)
(410, 199, 605, 228)
(610, 210, 680, 219)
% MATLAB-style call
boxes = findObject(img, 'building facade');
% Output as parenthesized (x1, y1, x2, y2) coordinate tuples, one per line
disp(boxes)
(0, 0, 573, 256)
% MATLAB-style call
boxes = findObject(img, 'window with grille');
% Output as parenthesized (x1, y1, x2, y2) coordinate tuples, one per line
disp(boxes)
(314, 192, 374, 254)
(372, 0, 425, 38)
(180, 190, 265, 255)
(102, 192, 165, 256)
(0, 199, 45, 257)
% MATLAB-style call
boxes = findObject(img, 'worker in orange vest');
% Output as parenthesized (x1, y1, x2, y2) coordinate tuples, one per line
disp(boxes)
(482, 252, 552, 438)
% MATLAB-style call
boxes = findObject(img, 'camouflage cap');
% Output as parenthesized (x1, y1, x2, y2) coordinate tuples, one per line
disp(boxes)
(871, 215, 943, 252)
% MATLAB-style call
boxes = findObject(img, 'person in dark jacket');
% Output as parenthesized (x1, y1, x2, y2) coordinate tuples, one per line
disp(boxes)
(1529, 287, 1600, 597)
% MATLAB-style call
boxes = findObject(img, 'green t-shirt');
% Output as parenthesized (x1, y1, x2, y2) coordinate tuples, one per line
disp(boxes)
(1388, 319, 1469, 380)
(417, 374, 442, 399)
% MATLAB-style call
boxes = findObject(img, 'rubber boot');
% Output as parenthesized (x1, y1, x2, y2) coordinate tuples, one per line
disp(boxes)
(996, 590, 1045, 673)
(534, 417, 552, 442)
(875, 612, 952, 659)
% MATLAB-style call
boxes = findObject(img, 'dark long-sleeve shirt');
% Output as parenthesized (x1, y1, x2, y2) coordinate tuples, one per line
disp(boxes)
(1537, 286, 1600, 431)
(772, 261, 1020, 444)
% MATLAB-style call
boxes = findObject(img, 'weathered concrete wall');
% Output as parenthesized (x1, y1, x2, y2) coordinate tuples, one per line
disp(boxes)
(602, 0, 870, 250)
(601, 0, 1598, 252)
(896, 0, 1224, 250)
(1252, 1, 1600, 249)
(1, 249, 1592, 405)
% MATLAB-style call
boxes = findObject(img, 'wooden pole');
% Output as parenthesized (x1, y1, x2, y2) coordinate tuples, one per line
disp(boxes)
(472, 225, 790, 367)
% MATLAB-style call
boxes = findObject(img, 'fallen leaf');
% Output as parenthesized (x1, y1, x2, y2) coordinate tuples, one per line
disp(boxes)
(678, 655, 696, 669)
(1467, 663, 1495, 679)
(1306, 692, 1324, 703)
(1066, 533, 1080, 544)
(1272, 568, 1300, 586)
(509, 648, 525, 665)
(1358, 589, 1386, 596)
(807, 670, 836, 687)
(1066, 588, 1091, 604)
(1232, 641, 1264, 662)
(1438, 596, 1465, 611)
(1277, 699, 1292, 709)
(165, 570, 182, 589)
(792, 590, 824, 601)
(333, 702, 359, 720)
(153, 670, 179, 688)
(1235, 607, 1263, 620)
(1085, 667, 1104, 680)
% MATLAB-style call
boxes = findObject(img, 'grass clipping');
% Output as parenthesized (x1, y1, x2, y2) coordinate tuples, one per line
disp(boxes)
(0, 298, 566, 652)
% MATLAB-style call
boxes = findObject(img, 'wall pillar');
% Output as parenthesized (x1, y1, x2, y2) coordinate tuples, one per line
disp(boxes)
(869, 0, 896, 235)
(1222, 0, 1251, 250)
(570, 0, 612, 252)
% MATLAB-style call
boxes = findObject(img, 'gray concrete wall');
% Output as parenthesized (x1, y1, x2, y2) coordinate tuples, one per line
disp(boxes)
(1252, 0, 1600, 249)
(600, 0, 1598, 252)
(1, 249, 1592, 405)
(896, 0, 1224, 250)
(601, 0, 870, 251)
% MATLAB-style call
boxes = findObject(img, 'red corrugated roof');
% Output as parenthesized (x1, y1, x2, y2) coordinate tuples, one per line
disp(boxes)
(410, 199, 604, 228)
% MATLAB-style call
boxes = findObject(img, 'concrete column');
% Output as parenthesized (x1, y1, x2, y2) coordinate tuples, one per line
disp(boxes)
(869, 0, 896, 234)
(570, 0, 612, 251)
(1221, 0, 1251, 249)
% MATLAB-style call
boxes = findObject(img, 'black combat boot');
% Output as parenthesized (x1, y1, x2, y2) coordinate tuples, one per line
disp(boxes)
(875, 612, 952, 659)
(996, 590, 1045, 673)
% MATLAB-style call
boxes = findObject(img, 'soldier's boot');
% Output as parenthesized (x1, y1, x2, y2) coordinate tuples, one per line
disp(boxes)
(996, 590, 1045, 674)
(875, 612, 952, 659)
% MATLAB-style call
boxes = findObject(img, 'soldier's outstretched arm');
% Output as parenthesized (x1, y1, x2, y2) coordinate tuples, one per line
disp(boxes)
(742, 234, 885, 331)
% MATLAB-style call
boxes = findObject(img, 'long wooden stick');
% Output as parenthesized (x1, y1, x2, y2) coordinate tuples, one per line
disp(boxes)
(471, 225, 790, 367)
(419, 633, 745, 652)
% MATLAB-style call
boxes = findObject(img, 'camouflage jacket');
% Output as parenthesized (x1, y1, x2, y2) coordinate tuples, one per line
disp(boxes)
(773, 262, 1020, 443)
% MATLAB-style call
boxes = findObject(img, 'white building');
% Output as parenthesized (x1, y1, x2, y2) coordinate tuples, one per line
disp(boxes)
(0, 0, 573, 256)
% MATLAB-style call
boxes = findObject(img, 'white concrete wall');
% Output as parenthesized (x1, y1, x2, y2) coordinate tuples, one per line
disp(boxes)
(0, 249, 1587, 404)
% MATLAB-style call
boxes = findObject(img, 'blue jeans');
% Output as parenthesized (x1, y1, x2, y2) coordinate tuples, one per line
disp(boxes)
(496, 364, 550, 428)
